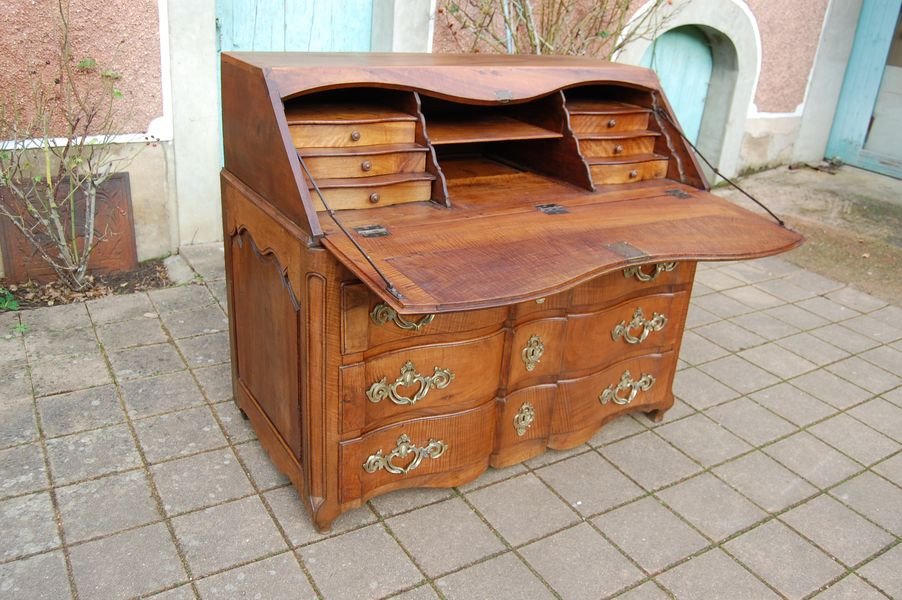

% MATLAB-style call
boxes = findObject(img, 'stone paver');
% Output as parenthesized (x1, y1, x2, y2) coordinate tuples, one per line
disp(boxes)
(520, 523, 644, 600)
(388, 497, 504, 577)
(69, 523, 186, 600)
(657, 548, 780, 600)
(435, 552, 554, 600)
(725, 519, 843, 599)
(172, 496, 285, 578)
(593, 496, 708, 573)
(466, 473, 578, 546)
(56, 470, 160, 542)
(301, 524, 422, 600)
(2, 252, 901, 600)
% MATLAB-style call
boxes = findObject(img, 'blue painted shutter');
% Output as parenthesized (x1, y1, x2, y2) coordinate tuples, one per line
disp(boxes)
(641, 26, 714, 144)
(217, 0, 374, 52)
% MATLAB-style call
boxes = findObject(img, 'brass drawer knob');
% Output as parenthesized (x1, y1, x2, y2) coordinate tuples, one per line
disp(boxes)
(607, 118, 617, 128)
(366, 360, 454, 406)
(361, 160, 373, 172)
(612, 307, 667, 345)
(514, 402, 536, 436)
(370, 303, 435, 331)
(369, 192, 381, 204)
(628, 169, 639, 179)
(350, 130, 361, 142)
(521, 334, 545, 372)
(622, 262, 678, 282)
(363, 434, 446, 475)
(613, 144, 624, 155)
(599, 370, 655, 406)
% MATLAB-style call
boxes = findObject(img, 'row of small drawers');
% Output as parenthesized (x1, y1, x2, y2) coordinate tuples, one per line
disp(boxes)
(339, 350, 676, 502)
(340, 289, 688, 434)
(342, 261, 694, 356)
(567, 100, 668, 185)
(289, 105, 434, 210)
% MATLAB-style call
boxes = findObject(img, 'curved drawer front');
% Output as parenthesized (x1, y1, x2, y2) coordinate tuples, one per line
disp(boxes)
(589, 159, 668, 184)
(578, 134, 658, 159)
(303, 147, 427, 180)
(553, 352, 676, 445)
(292, 120, 416, 148)
(569, 261, 695, 310)
(341, 283, 507, 355)
(570, 112, 650, 134)
(492, 384, 556, 468)
(562, 292, 688, 375)
(508, 318, 567, 390)
(340, 401, 496, 502)
(511, 292, 569, 321)
(340, 330, 505, 432)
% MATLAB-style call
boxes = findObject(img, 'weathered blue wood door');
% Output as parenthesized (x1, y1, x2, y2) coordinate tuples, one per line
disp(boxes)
(827, 0, 902, 179)
(641, 26, 713, 144)
(217, 0, 374, 52)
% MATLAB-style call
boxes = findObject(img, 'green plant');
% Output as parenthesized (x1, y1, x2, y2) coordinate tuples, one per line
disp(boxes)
(13, 322, 28, 335)
(438, 0, 675, 58)
(0, 0, 149, 291)
(0, 286, 19, 311)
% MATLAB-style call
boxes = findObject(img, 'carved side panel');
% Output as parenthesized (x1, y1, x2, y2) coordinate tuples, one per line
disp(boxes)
(230, 229, 303, 457)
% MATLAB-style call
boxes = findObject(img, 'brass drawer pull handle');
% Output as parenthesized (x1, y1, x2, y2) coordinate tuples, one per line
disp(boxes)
(607, 118, 617, 128)
(628, 169, 639, 179)
(369, 192, 381, 204)
(350, 130, 361, 142)
(613, 144, 624, 155)
(367, 360, 454, 406)
(612, 307, 667, 345)
(521, 334, 545, 372)
(361, 160, 373, 172)
(622, 262, 678, 282)
(599, 370, 656, 406)
(370, 303, 435, 331)
(514, 402, 536, 436)
(363, 434, 446, 475)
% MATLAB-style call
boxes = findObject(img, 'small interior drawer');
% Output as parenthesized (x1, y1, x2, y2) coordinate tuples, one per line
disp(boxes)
(291, 120, 416, 148)
(578, 133, 659, 159)
(310, 174, 434, 211)
(589, 157, 668, 184)
(301, 145, 428, 179)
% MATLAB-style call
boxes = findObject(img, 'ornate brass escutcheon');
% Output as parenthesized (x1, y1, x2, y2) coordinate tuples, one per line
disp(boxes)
(366, 360, 454, 406)
(521, 334, 545, 372)
(599, 370, 656, 406)
(370, 303, 436, 331)
(622, 262, 678, 282)
(514, 402, 536, 436)
(611, 307, 667, 345)
(362, 434, 447, 475)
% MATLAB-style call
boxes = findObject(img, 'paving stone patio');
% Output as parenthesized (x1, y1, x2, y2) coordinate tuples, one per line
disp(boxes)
(0, 242, 900, 599)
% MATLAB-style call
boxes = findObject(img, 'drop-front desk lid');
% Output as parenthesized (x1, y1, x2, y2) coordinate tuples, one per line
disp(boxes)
(319, 175, 803, 315)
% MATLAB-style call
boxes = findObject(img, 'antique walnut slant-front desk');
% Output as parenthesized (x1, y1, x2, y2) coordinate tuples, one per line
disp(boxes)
(220, 53, 802, 532)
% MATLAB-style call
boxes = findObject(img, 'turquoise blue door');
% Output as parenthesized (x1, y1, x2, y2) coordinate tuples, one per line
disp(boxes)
(641, 26, 714, 144)
(216, 0, 374, 52)
(827, 0, 902, 179)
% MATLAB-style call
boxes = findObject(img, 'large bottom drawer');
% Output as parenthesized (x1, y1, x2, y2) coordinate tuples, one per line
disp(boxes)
(339, 401, 496, 502)
(551, 351, 676, 448)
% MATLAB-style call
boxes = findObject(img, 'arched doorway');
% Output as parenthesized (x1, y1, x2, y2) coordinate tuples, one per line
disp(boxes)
(617, 0, 757, 178)
(641, 26, 713, 144)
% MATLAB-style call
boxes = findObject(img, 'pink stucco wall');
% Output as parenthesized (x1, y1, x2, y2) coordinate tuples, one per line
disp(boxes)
(432, 0, 830, 114)
(1, 0, 162, 135)
(748, 0, 829, 113)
